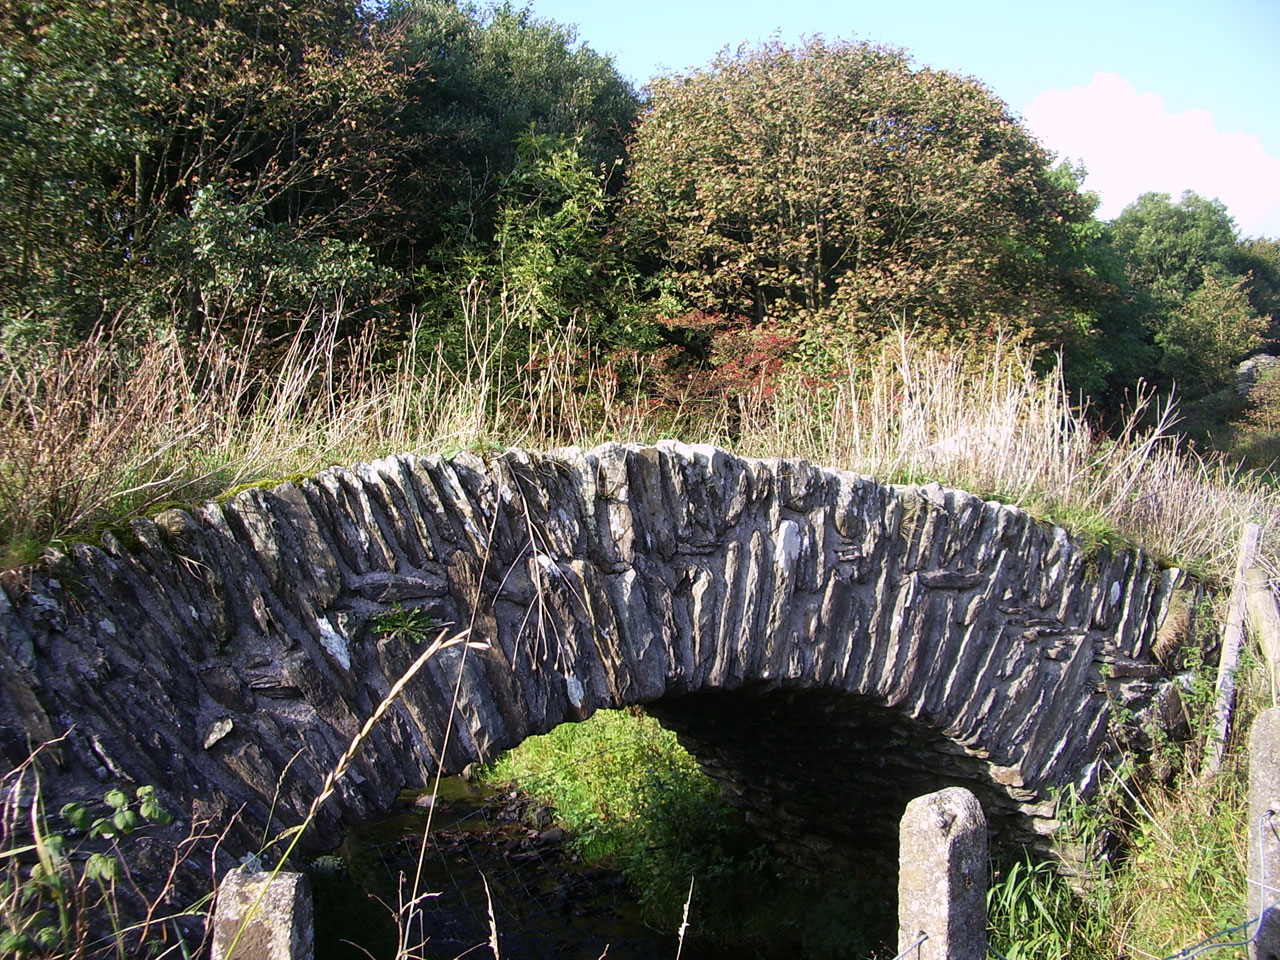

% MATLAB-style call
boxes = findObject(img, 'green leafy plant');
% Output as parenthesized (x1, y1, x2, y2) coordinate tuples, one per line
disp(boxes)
(59, 786, 173, 844)
(372, 603, 440, 646)
(987, 853, 1109, 960)
(0, 754, 189, 959)
(481, 708, 893, 956)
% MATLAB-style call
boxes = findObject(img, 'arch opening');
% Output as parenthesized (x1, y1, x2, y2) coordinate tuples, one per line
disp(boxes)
(647, 684, 1035, 874)
(316, 703, 907, 960)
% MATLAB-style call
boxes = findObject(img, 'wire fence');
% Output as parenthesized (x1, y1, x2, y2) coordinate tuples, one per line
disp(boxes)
(891, 933, 928, 959)
(982, 810, 1279, 960)
(987, 906, 1273, 960)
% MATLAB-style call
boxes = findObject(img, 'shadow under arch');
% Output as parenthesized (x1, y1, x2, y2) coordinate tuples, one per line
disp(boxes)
(647, 683, 1045, 874)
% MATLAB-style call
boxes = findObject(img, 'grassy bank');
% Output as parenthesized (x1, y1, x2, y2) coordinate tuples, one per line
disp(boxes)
(3, 300, 1278, 584)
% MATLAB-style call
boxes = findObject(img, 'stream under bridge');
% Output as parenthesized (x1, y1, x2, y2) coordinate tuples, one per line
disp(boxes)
(0, 442, 1197, 870)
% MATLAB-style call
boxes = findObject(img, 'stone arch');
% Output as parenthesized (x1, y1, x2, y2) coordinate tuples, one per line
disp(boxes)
(0, 443, 1188, 866)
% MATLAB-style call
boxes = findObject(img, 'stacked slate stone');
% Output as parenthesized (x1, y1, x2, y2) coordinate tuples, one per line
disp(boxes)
(0, 442, 1193, 868)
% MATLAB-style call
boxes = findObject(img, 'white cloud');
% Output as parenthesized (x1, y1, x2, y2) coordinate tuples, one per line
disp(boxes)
(1022, 72, 1280, 239)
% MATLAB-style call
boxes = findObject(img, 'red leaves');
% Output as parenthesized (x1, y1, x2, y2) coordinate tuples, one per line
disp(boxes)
(650, 312, 798, 404)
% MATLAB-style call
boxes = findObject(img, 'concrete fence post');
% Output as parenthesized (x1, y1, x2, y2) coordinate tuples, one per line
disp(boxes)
(1251, 707, 1280, 960)
(898, 786, 988, 960)
(1208, 524, 1262, 776)
(211, 869, 314, 960)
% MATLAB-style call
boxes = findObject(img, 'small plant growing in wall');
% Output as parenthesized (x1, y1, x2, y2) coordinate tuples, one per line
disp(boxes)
(372, 603, 440, 645)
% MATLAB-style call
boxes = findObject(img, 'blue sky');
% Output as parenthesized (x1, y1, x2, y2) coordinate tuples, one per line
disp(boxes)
(525, 0, 1280, 238)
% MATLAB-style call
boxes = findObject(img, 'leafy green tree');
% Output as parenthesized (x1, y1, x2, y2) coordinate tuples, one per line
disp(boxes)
(1230, 237, 1280, 339)
(0, 0, 171, 338)
(0, 0, 416, 342)
(622, 38, 1094, 366)
(414, 131, 648, 370)
(1110, 191, 1240, 303)
(393, 1, 637, 270)
(1154, 269, 1266, 396)
(1037, 163, 1155, 399)
(488, 134, 621, 329)
(1106, 191, 1274, 398)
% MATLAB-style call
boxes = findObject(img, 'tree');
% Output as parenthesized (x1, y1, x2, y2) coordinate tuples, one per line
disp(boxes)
(1037, 163, 1156, 400)
(0, 0, 417, 342)
(1230, 237, 1280, 339)
(1110, 191, 1240, 303)
(1154, 269, 1266, 396)
(0, 0, 172, 337)
(1106, 191, 1274, 398)
(622, 38, 1094, 365)
(393, 1, 638, 269)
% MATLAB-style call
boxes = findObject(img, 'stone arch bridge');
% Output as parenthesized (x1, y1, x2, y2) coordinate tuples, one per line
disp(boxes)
(0, 443, 1193, 868)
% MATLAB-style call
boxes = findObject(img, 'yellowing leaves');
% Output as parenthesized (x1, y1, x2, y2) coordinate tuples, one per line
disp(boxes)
(625, 37, 1089, 363)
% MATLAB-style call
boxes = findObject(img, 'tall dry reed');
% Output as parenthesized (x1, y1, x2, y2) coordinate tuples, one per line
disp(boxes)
(738, 331, 1280, 582)
(0, 291, 721, 569)
(3, 298, 1277, 583)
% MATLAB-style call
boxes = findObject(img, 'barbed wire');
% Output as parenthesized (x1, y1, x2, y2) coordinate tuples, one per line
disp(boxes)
(991, 910, 1271, 960)
(891, 933, 928, 959)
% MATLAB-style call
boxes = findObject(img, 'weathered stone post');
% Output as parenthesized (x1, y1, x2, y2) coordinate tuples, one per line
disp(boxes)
(211, 870, 314, 960)
(1251, 707, 1280, 960)
(898, 787, 988, 960)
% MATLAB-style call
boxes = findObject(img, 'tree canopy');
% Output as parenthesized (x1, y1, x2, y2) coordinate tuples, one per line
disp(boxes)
(3, 5, 1276, 419)
(623, 38, 1094, 364)
(0, 0, 637, 345)
(1099, 191, 1270, 400)
(1111, 191, 1241, 302)
(0, 0, 416, 341)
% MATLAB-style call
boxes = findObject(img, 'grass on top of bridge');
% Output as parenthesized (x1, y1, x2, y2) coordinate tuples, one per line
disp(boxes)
(2, 294, 1277, 586)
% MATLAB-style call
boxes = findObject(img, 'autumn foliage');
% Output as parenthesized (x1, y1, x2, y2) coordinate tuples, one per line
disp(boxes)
(623, 38, 1094, 371)
(0, 6, 1275, 414)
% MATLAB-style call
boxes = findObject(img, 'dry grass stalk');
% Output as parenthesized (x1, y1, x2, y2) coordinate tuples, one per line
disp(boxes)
(227, 627, 482, 960)
(0, 739, 222, 959)
(481, 874, 500, 960)
(3, 295, 1278, 586)
(674, 877, 694, 960)
(738, 331, 1280, 582)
